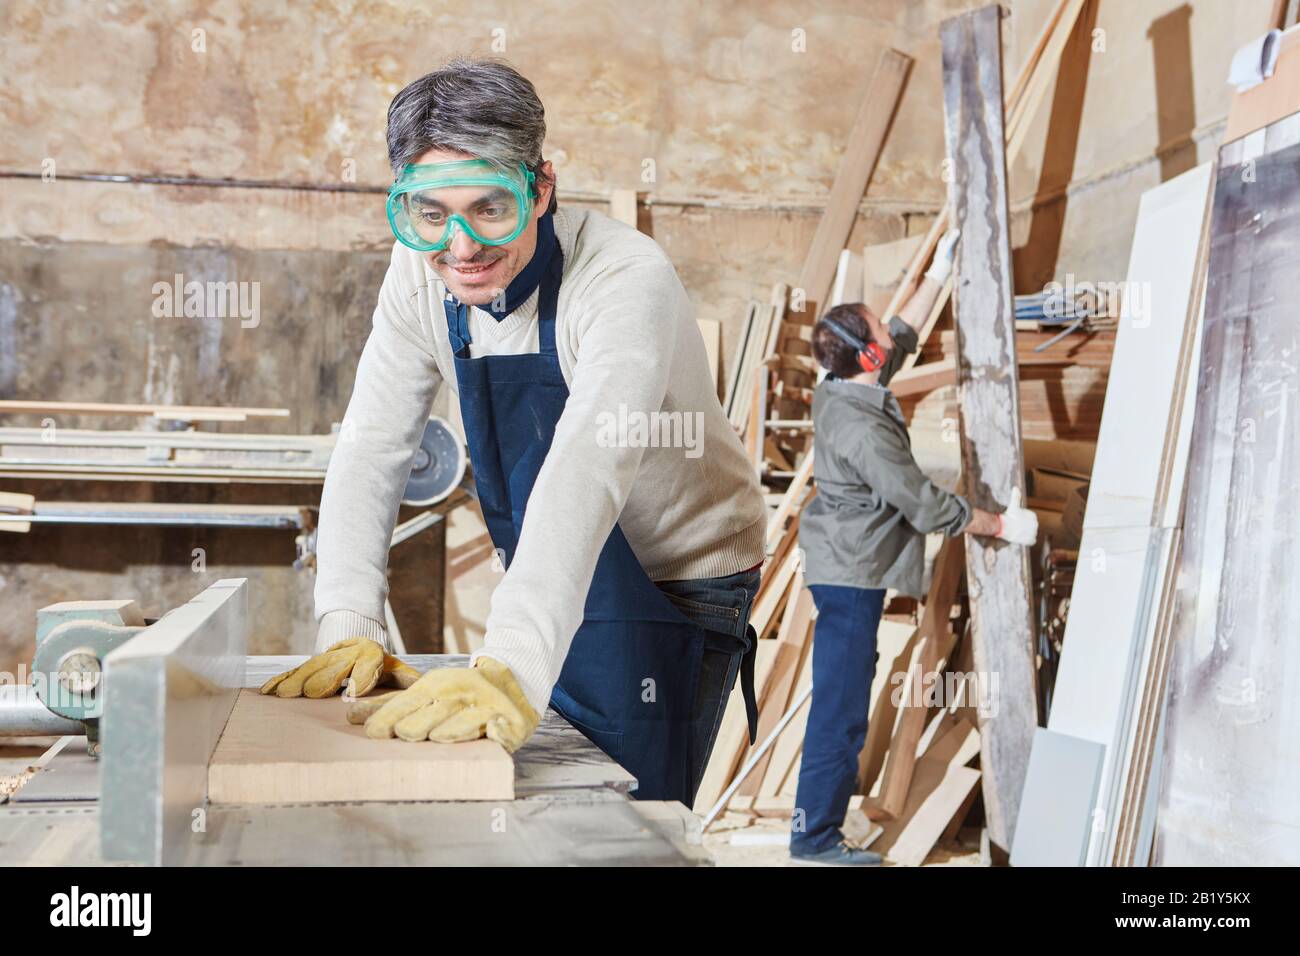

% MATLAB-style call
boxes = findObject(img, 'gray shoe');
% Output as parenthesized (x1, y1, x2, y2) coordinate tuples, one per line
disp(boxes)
(790, 843, 883, 866)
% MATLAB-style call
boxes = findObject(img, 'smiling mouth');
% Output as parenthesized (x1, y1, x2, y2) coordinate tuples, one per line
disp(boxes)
(446, 258, 501, 278)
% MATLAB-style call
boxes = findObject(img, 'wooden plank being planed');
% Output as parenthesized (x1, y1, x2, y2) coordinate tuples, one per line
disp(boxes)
(208, 690, 514, 804)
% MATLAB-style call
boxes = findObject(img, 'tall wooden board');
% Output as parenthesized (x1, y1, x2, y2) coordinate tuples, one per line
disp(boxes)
(940, 3, 1038, 851)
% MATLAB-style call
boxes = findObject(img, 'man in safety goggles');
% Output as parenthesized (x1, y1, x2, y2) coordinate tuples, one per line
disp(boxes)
(265, 57, 767, 807)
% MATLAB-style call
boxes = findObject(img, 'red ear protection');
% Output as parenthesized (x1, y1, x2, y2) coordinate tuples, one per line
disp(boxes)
(857, 341, 886, 372)
(823, 316, 886, 374)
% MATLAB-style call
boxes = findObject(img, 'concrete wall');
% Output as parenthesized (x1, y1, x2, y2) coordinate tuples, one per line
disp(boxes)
(0, 0, 1277, 669)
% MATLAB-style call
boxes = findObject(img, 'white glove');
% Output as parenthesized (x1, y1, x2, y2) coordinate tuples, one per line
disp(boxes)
(924, 228, 961, 284)
(996, 488, 1038, 546)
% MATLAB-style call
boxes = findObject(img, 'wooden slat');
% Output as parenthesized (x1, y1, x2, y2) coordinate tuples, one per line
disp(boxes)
(940, 3, 1039, 852)
(875, 720, 982, 866)
(888, 359, 957, 398)
(795, 49, 912, 320)
(857, 619, 923, 794)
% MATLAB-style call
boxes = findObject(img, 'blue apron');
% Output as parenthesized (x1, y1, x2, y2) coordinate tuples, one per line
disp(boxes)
(442, 245, 744, 803)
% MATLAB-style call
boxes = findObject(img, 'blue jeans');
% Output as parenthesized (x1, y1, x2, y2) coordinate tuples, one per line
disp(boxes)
(656, 566, 761, 803)
(791, 584, 885, 854)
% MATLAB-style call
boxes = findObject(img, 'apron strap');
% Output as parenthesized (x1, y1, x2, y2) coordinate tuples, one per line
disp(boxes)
(444, 294, 473, 359)
(536, 239, 563, 357)
(740, 624, 759, 744)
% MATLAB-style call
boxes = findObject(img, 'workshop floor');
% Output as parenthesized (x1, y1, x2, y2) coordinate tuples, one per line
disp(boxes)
(702, 810, 985, 867)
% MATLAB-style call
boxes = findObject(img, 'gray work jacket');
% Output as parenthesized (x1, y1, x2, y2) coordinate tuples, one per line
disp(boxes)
(799, 317, 971, 596)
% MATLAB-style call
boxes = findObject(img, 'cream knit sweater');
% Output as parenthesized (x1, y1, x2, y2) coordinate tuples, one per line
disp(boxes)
(314, 207, 766, 712)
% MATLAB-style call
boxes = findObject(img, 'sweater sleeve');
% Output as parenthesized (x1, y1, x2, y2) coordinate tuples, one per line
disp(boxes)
(313, 249, 442, 642)
(470, 254, 681, 713)
(851, 419, 971, 537)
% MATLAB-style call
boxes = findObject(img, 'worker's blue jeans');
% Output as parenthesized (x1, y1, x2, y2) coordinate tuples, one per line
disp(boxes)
(791, 583, 885, 855)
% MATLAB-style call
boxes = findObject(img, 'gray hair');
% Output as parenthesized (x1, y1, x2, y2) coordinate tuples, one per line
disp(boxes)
(386, 57, 556, 214)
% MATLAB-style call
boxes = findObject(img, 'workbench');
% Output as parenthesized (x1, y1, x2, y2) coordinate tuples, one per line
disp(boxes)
(0, 582, 710, 866)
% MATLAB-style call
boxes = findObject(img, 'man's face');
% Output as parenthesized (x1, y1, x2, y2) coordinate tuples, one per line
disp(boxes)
(858, 304, 893, 355)
(413, 147, 555, 307)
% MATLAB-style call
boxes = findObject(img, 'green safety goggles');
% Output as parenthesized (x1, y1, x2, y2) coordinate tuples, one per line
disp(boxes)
(387, 159, 536, 252)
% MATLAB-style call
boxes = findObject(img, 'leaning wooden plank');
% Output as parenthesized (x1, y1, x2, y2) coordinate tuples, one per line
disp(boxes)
(208, 690, 513, 804)
(831, 249, 865, 307)
(608, 188, 640, 229)
(887, 359, 957, 399)
(875, 720, 981, 865)
(749, 545, 800, 639)
(759, 633, 815, 798)
(697, 319, 722, 393)
(765, 446, 816, 550)
(863, 234, 925, 316)
(724, 302, 759, 420)
(940, 3, 1038, 852)
(795, 49, 912, 319)
(1003, 0, 1090, 162)
(870, 541, 965, 818)
(857, 620, 923, 794)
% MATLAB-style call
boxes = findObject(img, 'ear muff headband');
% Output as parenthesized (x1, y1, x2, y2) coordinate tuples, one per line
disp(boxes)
(822, 316, 886, 373)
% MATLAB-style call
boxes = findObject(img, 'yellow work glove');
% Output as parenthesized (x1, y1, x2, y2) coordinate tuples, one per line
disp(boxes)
(259, 638, 421, 699)
(346, 657, 540, 754)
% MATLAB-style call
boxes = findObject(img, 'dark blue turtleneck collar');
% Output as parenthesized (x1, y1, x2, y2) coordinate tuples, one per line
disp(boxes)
(477, 212, 559, 322)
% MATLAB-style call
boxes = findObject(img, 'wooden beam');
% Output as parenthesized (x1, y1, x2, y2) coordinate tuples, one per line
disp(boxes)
(887, 359, 957, 398)
(795, 49, 912, 320)
(940, 3, 1039, 852)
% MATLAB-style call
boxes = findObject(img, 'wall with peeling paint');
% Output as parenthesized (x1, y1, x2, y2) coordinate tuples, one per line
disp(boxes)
(0, 0, 1276, 670)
